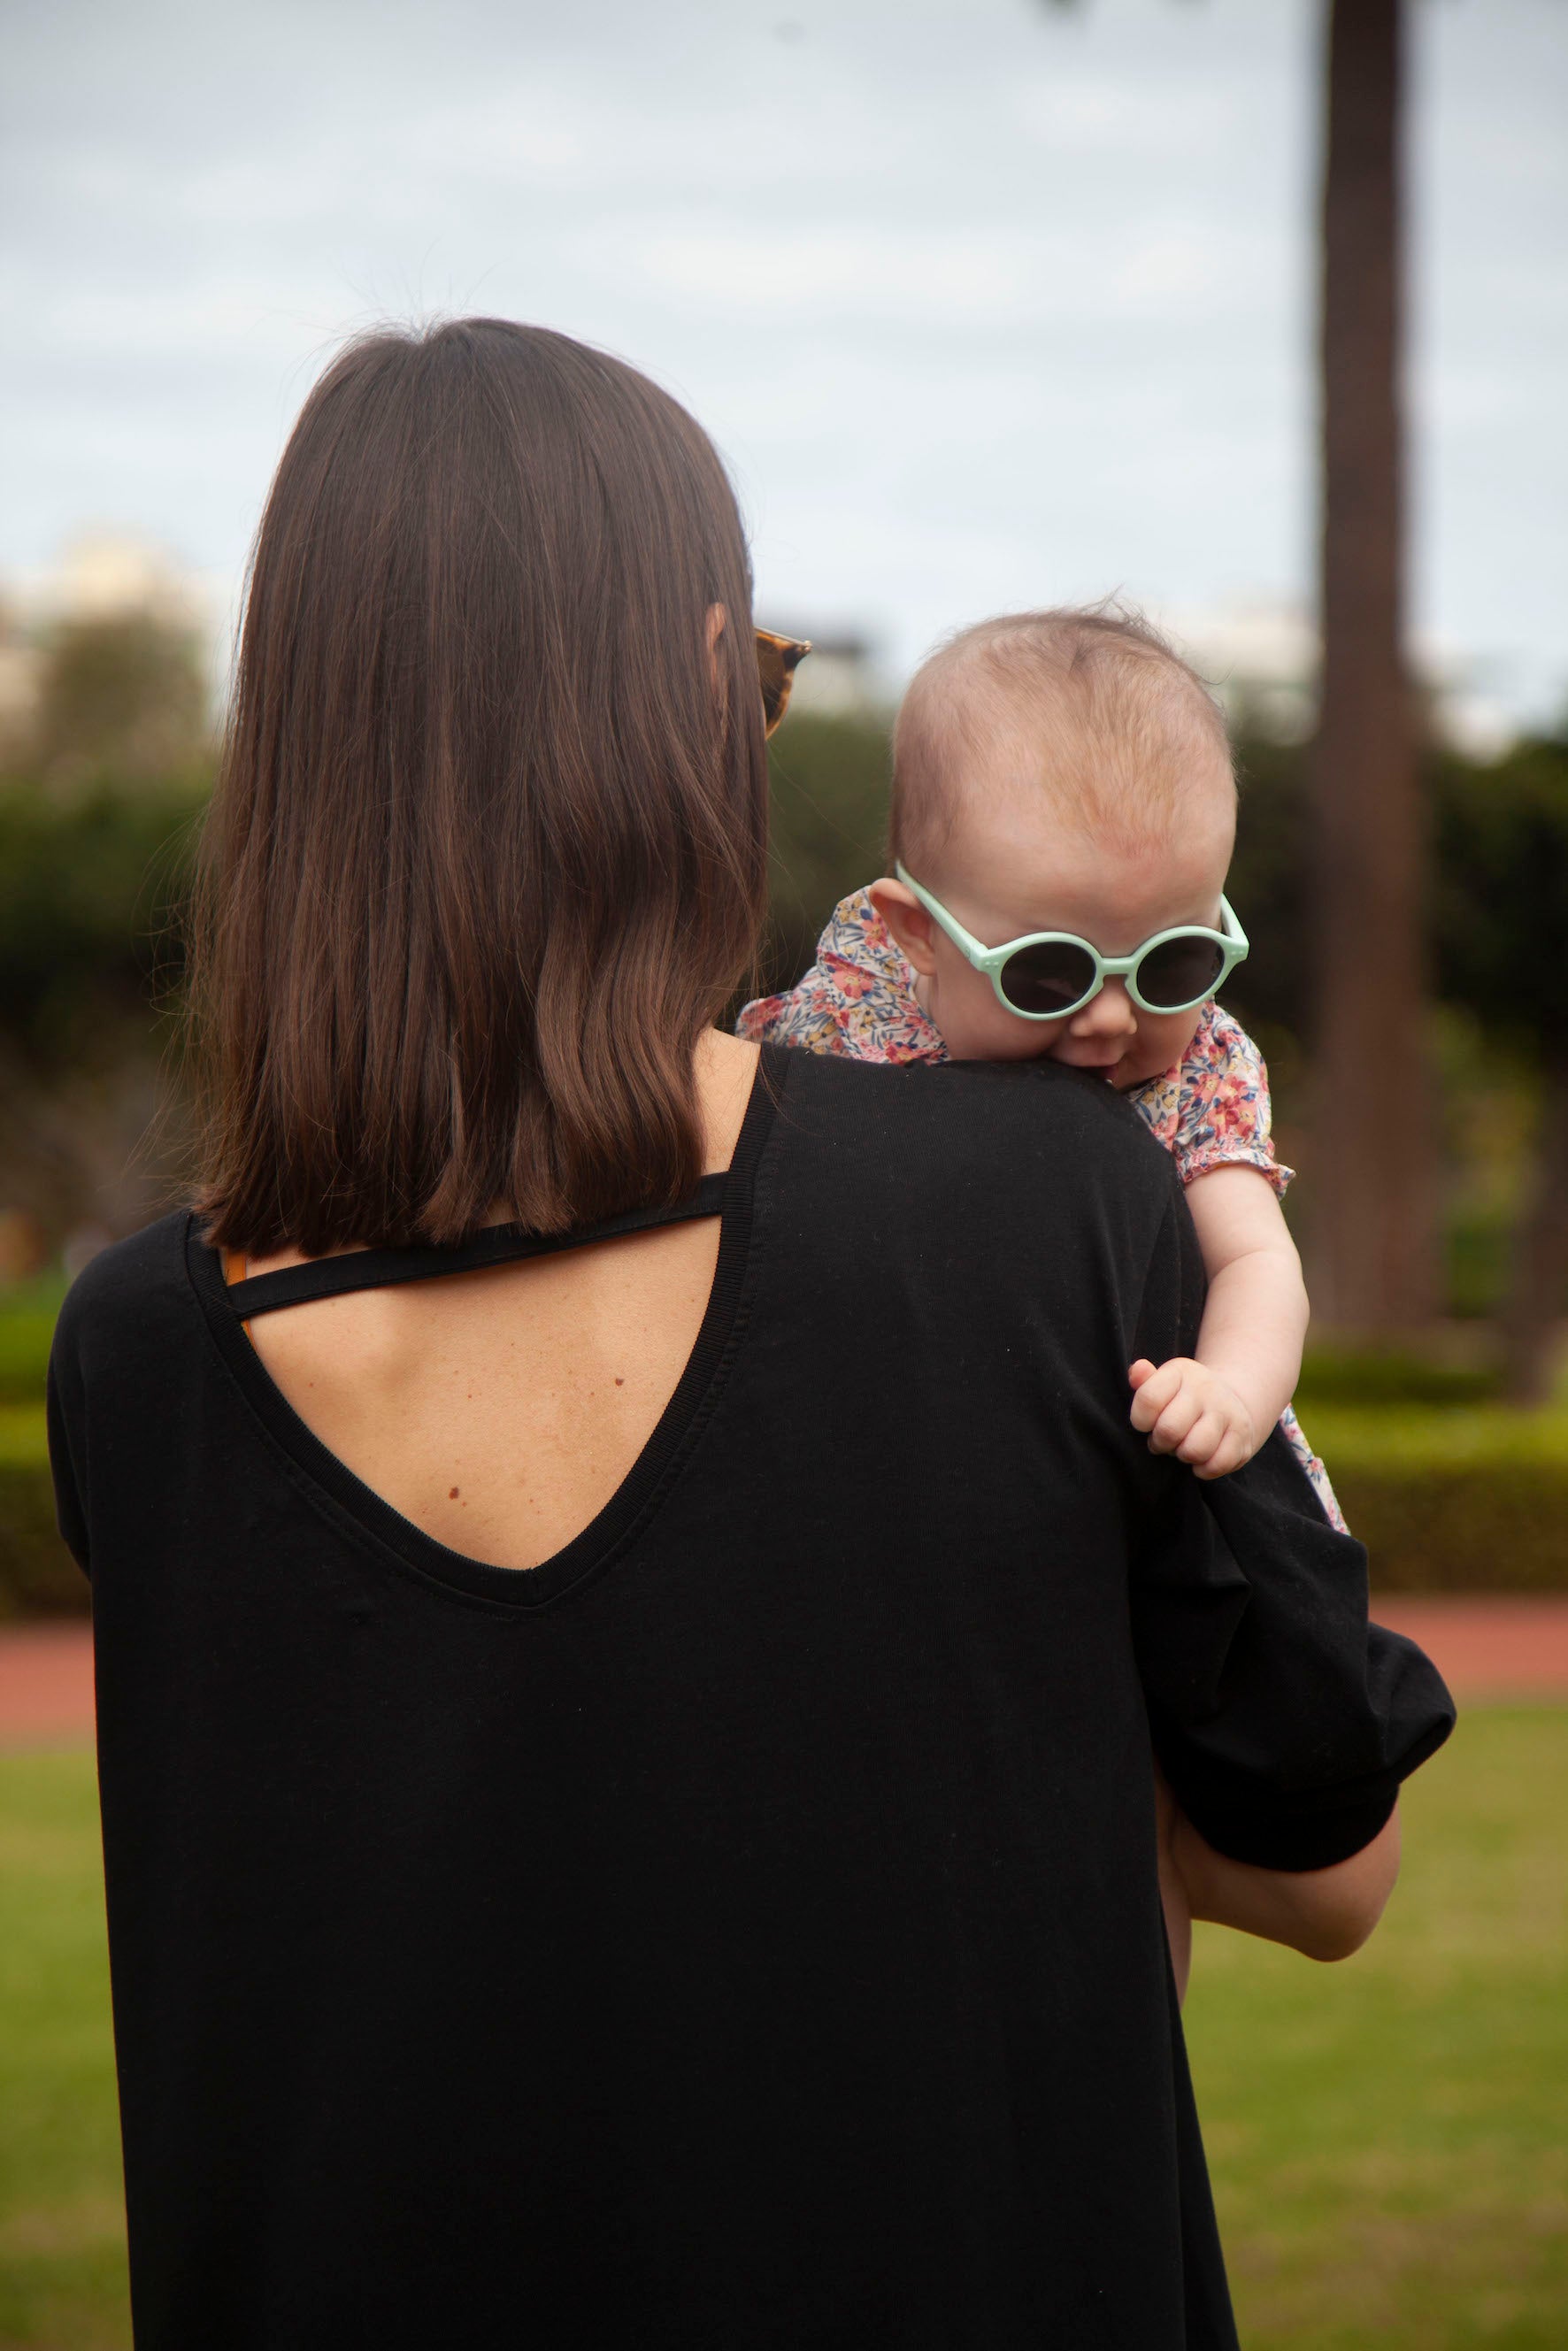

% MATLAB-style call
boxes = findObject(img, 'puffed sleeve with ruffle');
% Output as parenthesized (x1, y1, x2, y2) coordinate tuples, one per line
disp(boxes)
(1133, 1003, 1295, 1194)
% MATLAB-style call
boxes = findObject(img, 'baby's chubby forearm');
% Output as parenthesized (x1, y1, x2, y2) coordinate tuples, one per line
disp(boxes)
(1129, 1164, 1309, 1478)
(1193, 1246, 1308, 1437)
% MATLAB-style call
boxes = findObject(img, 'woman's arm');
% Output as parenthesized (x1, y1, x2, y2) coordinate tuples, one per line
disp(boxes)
(1156, 1763, 1395, 1997)
(1154, 1769, 1195, 2001)
(1130, 1166, 1309, 1479)
(1172, 1797, 1402, 1963)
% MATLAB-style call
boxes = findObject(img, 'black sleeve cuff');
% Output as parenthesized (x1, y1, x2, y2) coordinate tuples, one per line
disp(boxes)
(1179, 1783, 1399, 1873)
(1137, 1432, 1457, 1877)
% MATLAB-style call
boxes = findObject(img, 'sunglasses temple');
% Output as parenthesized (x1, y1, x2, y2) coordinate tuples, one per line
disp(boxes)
(757, 633, 811, 737)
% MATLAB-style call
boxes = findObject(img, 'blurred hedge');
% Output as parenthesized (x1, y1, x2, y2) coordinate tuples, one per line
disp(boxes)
(0, 777, 204, 1070)
(0, 1281, 65, 1403)
(0, 1411, 88, 1618)
(761, 711, 894, 997)
(1311, 1408, 1568, 1593)
(1, 1394, 1563, 1617)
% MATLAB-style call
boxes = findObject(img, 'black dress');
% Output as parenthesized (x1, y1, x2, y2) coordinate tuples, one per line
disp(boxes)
(48, 1047, 1452, 2348)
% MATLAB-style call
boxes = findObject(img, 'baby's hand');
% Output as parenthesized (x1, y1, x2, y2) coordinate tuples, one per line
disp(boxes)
(1127, 1357, 1258, 1479)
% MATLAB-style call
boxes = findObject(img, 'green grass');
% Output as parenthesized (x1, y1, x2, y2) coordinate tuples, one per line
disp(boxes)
(1187, 1707, 1568, 2347)
(1, 1716, 1564, 2346)
(0, 1751, 128, 2350)
(0, 1410, 46, 1468)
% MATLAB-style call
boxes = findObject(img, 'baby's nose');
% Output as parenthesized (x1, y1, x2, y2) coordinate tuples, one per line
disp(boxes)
(1070, 980, 1137, 1039)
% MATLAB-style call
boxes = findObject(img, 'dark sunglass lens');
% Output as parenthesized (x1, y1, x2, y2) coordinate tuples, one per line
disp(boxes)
(1136, 934, 1226, 1010)
(999, 941, 1097, 1015)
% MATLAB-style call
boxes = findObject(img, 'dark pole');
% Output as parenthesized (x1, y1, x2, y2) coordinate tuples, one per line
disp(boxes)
(1311, 0, 1435, 1327)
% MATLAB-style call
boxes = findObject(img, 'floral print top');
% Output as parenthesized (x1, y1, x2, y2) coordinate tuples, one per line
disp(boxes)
(738, 887, 1294, 1195)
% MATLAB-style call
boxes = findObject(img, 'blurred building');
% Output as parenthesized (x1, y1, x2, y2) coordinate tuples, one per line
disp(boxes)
(1165, 599, 1518, 760)
(759, 625, 888, 719)
(0, 533, 221, 763)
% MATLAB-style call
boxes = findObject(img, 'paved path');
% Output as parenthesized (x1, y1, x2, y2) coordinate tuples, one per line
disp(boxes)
(1369, 1595, 1568, 1702)
(0, 1623, 96, 1748)
(2, 1602, 1567, 1749)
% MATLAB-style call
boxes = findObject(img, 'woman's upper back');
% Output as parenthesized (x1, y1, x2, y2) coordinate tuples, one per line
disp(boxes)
(235, 1031, 762, 1571)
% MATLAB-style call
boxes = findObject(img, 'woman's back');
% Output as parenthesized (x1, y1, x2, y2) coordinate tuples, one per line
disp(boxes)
(50, 1046, 1447, 2348)
(237, 1033, 761, 1570)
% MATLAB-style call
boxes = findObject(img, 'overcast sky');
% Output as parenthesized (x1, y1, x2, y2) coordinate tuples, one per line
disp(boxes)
(4, 0, 1565, 722)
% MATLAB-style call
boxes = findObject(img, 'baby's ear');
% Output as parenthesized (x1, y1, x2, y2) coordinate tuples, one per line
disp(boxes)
(867, 876, 939, 976)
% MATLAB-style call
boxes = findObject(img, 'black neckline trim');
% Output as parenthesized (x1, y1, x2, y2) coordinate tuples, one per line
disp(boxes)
(226, 1172, 733, 1319)
(186, 1049, 787, 1610)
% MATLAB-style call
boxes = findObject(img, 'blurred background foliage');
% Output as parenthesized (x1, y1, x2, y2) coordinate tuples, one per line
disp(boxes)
(28, 614, 209, 792)
(0, 609, 208, 1258)
(2, 612, 1568, 1610)
(3, 614, 1568, 1328)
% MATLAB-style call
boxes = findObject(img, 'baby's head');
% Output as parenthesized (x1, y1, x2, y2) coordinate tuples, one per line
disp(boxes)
(869, 606, 1239, 1084)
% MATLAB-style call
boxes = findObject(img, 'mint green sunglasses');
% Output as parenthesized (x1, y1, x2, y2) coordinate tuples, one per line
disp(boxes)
(894, 862, 1249, 1021)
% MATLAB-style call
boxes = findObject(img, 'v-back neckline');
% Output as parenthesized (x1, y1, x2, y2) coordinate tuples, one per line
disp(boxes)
(185, 1049, 786, 1610)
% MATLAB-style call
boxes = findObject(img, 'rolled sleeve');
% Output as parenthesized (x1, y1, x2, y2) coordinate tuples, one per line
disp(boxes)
(1134, 1430, 1454, 1869)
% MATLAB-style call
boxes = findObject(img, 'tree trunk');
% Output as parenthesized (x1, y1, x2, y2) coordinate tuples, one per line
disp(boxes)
(1501, 1054, 1568, 1405)
(1310, 0, 1436, 1327)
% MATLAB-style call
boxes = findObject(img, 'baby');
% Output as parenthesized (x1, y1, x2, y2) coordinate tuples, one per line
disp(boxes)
(739, 605, 1343, 1530)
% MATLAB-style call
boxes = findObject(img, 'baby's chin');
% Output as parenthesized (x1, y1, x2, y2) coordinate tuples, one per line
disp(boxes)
(1043, 1039, 1192, 1092)
(1111, 1041, 1195, 1091)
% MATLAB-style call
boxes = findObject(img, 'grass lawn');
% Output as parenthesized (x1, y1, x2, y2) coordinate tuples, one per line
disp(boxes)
(1186, 1706, 1568, 2347)
(0, 1751, 128, 2350)
(1, 1713, 1564, 2348)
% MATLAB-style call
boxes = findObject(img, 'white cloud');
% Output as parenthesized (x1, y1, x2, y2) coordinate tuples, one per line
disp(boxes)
(1, 0, 1564, 721)
(1012, 73, 1240, 158)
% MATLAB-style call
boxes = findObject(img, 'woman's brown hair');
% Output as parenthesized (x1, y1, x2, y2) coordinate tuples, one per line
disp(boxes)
(191, 319, 769, 1255)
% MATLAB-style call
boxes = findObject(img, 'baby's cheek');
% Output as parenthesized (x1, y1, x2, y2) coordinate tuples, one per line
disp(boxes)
(936, 972, 1056, 1061)
(950, 1013, 1053, 1062)
(974, 1008, 1062, 1061)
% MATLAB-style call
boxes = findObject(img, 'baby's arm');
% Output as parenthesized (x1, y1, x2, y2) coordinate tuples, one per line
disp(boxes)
(1129, 1165, 1308, 1479)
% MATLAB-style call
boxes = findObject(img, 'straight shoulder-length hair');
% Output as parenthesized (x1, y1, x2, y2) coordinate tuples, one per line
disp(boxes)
(190, 319, 770, 1256)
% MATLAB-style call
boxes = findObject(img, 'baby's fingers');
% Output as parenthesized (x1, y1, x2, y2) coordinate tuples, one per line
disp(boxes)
(1128, 1359, 1187, 1433)
(1193, 1425, 1256, 1480)
(1175, 1410, 1228, 1468)
(1146, 1388, 1207, 1456)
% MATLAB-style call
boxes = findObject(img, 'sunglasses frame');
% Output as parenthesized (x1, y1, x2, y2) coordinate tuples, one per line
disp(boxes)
(893, 861, 1249, 1021)
(756, 629, 811, 737)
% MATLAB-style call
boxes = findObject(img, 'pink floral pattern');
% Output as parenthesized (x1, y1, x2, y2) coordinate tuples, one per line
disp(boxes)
(739, 889, 1345, 1531)
(1125, 1009, 1294, 1195)
(737, 890, 947, 1064)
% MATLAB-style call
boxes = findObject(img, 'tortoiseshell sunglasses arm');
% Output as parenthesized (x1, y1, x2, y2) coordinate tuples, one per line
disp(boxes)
(756, 630, 811, 736)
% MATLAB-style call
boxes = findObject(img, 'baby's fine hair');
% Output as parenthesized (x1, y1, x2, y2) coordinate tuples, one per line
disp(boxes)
(889, 603, 1235, 874)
